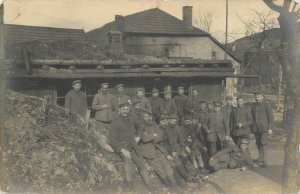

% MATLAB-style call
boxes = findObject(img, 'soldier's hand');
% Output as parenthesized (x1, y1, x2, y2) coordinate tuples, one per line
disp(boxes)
(225, 136, 230, 141)
(121, 149, 131, 160)
(237, 123, 243, 128)
(172, 152, 179, 159)
(103, 144, 114, 153)
(207, 130, 212, 133)
(153, 133, 157, 137)
(167, 155, 173, 160)
(186, 146, 191, 154)
(202, 147, 207, 152)
(135, 136, 141, 143)
(250, 133, 255, 139)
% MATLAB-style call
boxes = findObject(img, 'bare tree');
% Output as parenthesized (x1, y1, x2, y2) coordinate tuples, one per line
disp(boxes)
(263, 0, 299, 193)
(194, 11, 215, 33)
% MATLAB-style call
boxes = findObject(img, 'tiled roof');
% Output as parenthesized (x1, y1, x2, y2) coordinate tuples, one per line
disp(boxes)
(3, 24, 86, 43)
(88, 8, 208, 36)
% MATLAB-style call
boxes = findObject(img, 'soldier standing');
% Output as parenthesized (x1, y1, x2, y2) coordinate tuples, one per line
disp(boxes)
(231, 97, 253, 149)
(162, 91, 177, 116)
(92, 83, 114, 125)
(189, 89, 200, 118)
(206, 102, 230, 157)
(109, 101, 152, 191)
(64, 80, 87, 117)
(174, 86, 190, 121)
(134, 88, 152, 114)
(149, 88, 164, 123)
(223, 96, 234, 135)
(112, 84, 131, 112)
(251, 91, 274, 168)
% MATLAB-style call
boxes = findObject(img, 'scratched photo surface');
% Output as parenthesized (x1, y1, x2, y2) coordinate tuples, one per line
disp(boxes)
(0, 0, 299, 193)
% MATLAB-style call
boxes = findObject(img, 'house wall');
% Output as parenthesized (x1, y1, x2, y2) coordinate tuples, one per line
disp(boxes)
(124, 35, 238, 97)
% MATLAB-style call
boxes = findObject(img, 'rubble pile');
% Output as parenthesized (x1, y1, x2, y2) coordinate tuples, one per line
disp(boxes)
(3, 90, 123, 193)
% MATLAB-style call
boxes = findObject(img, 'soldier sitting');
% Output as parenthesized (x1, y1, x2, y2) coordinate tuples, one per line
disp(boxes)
(209, 139, 254, 172)
(139, 110, 182, 192)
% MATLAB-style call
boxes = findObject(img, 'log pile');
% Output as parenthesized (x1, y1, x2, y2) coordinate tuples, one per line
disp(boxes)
(3, 90, 124, 193)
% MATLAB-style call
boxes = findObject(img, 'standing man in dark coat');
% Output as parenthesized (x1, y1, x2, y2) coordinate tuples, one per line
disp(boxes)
(109, 101, 152, 191)
(162, 91, 177, 116)
(112, 84, 131, 112)
(92, 83, 114, 124)
(149, 88, 164, 123)
(223, 96, 234, 134)
(231, 97, 253, 148)
(64, 80, 87, 117)
(189, 89, 201, 118)
(134, 88, 152, 114)
(174, 86, 190, 121)
(251, 91, 274, 168)
(206, 102, 230, 157)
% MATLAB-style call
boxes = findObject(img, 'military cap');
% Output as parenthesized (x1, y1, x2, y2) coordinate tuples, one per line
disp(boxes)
(213, 101, 222, 107)
(152, 88, 159, 93)
(169, 114, 178, 119)
(206, 101, 213, 105)
(159, 114, 169, 121)
(199, 101, 206, 104)
(100, 83, 109, 88)
(72, 80, 81, 85)
(236, 96, 244, 101)
(136, 88, 144, 92)
(115, 84, 124, 89)
(226, 96, 233, 100)
(182, 115, 193, 121)
(177, 86, 184, 90)
(119, 101, 131, 108)
(240, 139, 249, 145)
(253, 90, 263, 95)
(132, 99, 141, 105)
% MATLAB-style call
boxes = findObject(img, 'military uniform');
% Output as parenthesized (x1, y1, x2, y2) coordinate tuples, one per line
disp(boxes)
(149, 93, 164, 123)
(92, 91, 114, 123)
(112, 84, 131, 112)
(139, 120, 178, 188)
(174, 94, 190, 119)
(209, 145, 253, 172)
(206, 109, 230, 157)
(134, 96, 152, 114)
(251, 99, 273, 166)
(109, 108, 150, 188)
(162, 96, 177, 116)
(231, 106, 253, 145)
(65, 88, 87, 117)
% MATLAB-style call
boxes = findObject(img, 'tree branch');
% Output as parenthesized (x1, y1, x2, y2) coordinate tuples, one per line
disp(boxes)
(262, 0, 283, 13)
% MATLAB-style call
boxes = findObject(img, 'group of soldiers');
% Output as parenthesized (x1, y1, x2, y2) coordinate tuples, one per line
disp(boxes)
(65, 80, 274, 192)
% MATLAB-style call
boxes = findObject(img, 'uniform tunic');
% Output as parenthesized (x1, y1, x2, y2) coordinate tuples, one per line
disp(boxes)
(92, 91, 114, 122)
(174, 95, 190, 118)
(231, 106, 253, 137)
(134, 96, 152, 114)
(251, 100, 274, 133)
(206, 111, 230, 142)
(64, 90, 87, 117)
(162, 99, 177, 116)
(149, 96, 164, 121)
(189, 97, 200, 117)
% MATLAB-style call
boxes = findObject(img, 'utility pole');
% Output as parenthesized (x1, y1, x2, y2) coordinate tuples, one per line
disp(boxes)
(224, 0, 228, 60)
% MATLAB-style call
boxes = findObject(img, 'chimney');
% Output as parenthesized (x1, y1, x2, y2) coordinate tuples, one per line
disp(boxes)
(183, 6, 193, 29)
(115, 15, 125, 31)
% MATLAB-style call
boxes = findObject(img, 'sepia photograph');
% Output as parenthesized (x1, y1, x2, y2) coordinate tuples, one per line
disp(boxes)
(0, 0, 299, 193)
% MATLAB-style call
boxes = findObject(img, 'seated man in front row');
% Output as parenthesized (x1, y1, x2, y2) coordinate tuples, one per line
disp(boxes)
(208, 139, 254, 172)
(109, 101, 152, 191)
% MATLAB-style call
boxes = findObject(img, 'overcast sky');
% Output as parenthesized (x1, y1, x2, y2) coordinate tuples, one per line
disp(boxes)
(2, 0, 281, 43)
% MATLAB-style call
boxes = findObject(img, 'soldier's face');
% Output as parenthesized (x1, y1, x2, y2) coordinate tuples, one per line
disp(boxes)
(207, 104, 213, 110)
(159, 119, 168, 127)
(200, 104, 206, 110)
(178, 89, 184, 95)
(117, 87, 124, 94)
(170, 119, 177, 125)
(240, 144, 248, 151)
(214, 106, 221, 112)
(226, 99, 232, 106)
(137, 91, 144, 98)
(120, 105, 131, 116)
(255, 94, 263, 102)
(102, 87, 108, 94)
(143, 113, 152, 123)
(152, 92, 159, 97)
(184, 119, 192, 125)
(237, 99, 244, 107)
(134, 104, 141, 111)
(73, 83, 81, 91)
(164, 94, 171, 99)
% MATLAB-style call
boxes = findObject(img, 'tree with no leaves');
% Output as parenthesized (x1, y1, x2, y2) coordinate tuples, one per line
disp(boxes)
(262, 0, 299, 193)
(194, 11, 215, 33)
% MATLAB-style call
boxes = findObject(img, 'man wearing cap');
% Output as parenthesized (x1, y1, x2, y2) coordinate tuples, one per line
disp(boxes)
(149, 88, 164, 123)
(139, 110, 181, 191)
(134, 88, 152, 114)
(162, 91, 177, 116)
(112, 84, 131, 112)
(231, 97, 253, 151)
(92, 83, 114, 124)
(208, 140, 253, 172)
(205, 101, 230, 157)
(109, 101, 152, 191)
(251, 91, 274, 168)
(65, 80, 87, 117)
(174, 86, 190, 121)
(130, 100, 144, 139)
